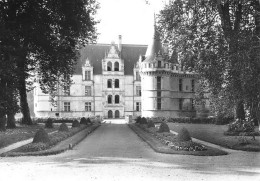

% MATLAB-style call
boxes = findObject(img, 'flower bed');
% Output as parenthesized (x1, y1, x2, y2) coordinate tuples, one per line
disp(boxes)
(137, 123, 206, 152)
(11, 124, 93, 153)
(224, 118, 260, 137)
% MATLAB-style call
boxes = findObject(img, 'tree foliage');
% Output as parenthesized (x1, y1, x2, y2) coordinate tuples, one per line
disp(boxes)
(158, 0, 260, 121)
(0, 0, 99, 126)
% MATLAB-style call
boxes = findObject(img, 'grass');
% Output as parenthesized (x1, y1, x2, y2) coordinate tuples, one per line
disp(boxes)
(167, 123, 260, 152)
(129, 124, 227, 156)
(0, 124, 58, 149)
(1, 124, 100, 157)
(11, 124, 88, 153)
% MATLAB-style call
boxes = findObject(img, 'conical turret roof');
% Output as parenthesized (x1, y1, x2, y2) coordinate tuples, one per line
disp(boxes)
(144, 21, 164, 62)
(169, 49, 179, 64)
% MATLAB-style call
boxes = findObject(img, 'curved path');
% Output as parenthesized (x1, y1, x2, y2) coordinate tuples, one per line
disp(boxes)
(0, 121, 260, 181)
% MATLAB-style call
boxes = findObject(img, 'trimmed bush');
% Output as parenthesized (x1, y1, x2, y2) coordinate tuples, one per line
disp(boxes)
(45, 118, 53, 128)
(140, 117, 148, 124)
(59, 123, 69, 132)
(158, 122, 170, 133)
(72, 120, 80, 127)
(33, 128, 50, 143)
(176, 127, 192, 142)
(80, 117, 87, 124)
(147, 120, 155, 128)
(135, 116, 141, 124)
(86, 118, 92, 124)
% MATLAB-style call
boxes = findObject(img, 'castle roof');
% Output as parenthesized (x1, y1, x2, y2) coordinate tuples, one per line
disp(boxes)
(144, 24, 164, 62)
(75, 43, 147, 75)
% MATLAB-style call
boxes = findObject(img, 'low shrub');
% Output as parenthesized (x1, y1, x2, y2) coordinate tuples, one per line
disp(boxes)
(135, 116, 141, 124)
(155, 117, 231, 125)
(176, 127, 192, 142)
(33, 128, 50, 143)
(158, 122, 170, 133)
(140, 117, 148, 124)
(59, 123, 69, 132)
(147, 120, 155, 128)
(215, 116, 234, 125)
(86, 118, 92, 124)
(45, 118, 53, 128)
(72, 120, 80, 127)
(226, 118, 255, 134)
(80, 117, 87, 124)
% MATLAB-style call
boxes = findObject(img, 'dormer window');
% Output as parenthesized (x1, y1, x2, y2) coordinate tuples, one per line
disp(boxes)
(107, 61, 112, 71)
(136, 71, 141, 81)
(114, 62, 119, 71)
(85, 71, 91, 80)
(158, 61, 161, 68)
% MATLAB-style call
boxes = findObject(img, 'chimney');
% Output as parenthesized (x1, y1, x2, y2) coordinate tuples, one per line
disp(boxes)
(118, 35, 122, 52)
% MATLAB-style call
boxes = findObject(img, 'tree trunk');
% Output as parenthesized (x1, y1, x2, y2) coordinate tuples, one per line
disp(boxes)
(7, 112, 16, 129)
(0, 114, 6, 132)
(235, 100, 245, 120)
(19, 77, 32, 125)
(17, 54, 32, 125)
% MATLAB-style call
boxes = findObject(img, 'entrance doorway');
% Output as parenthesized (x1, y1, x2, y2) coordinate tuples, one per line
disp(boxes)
(108, 110, 113, 118)
(115, 110, 120, 118)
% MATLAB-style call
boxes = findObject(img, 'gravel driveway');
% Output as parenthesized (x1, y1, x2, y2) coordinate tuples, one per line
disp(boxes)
(1, 120, 259, 181)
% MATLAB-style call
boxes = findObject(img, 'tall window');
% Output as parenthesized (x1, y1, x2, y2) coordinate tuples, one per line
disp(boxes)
(179, 98, 183, 110)
(136, 102, 141, 111)
(179, 79, 183, 92)
(85, 71, 91, 80)
(157, 98, 161, 110)
(107, 61, 112, 71)
(115, 79, 119, 88)
(64, 86, 70, 96)
(115, 95, 120, 104)
(64, 102, 70, 112)
(114, 62, 119, 71)
(157, 77, 161, 90)
(85, 102, 91, 111)
(108, 95, 112, 104)
(158, 61, 161, 68)
(136, 71, 141, 81)
(107, 79, 112, 88)
(85, 86, 91, 96)
(191, 79, 195, 92)
(136, 86, 141, 96)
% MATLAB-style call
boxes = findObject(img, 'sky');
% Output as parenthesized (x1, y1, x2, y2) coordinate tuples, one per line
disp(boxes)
(95, 0, 167, 45)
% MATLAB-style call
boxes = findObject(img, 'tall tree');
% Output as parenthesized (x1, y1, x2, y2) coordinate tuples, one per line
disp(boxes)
(158, 0, 260, 121)
(0, 0, 98, 125)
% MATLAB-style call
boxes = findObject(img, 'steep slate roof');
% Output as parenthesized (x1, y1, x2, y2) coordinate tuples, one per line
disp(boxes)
(144, 24, 164, 62)
(75, 44, 147, 75)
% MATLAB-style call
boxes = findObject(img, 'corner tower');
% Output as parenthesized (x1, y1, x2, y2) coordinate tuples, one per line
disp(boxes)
(139, 21, 197, 118)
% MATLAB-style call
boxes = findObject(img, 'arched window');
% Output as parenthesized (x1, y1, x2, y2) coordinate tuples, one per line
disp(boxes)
(107, 61, 112, 71)
(108, 110, 113, 118)
(115, 110, 120, 118)
(115, 95, 120, 104)
(108, 95, 112, 104)
(107, 79, 112, 88)
(115, 79, 119, 88)
(114, 62, 119, 71)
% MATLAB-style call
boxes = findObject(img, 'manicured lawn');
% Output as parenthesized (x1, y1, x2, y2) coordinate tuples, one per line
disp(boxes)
(167, 123, 260, 152)
(0, 124, 58, 149)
